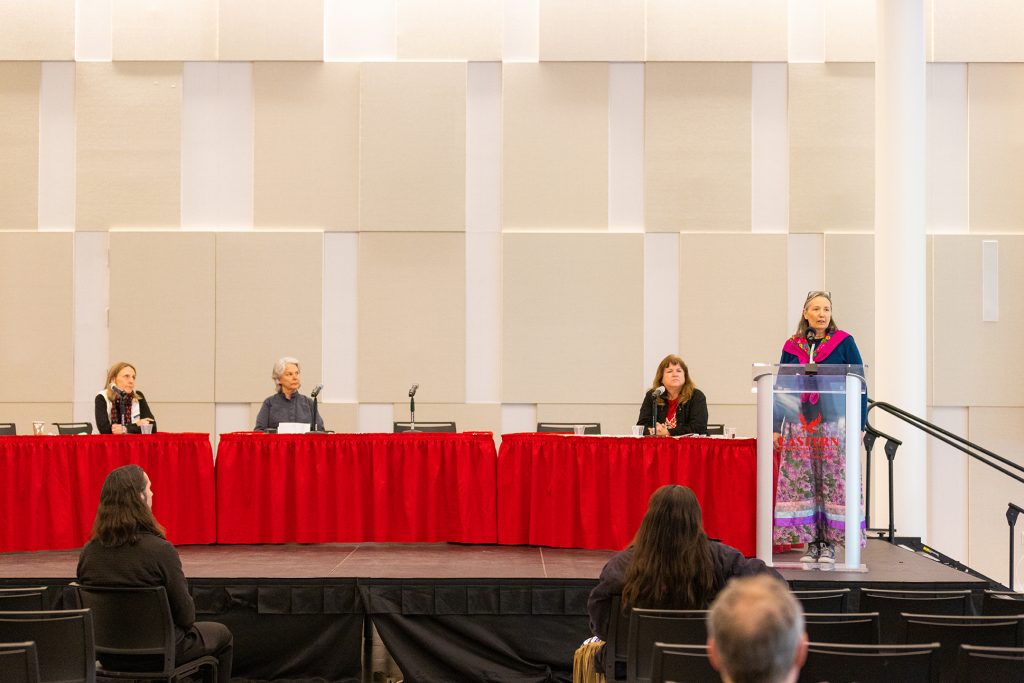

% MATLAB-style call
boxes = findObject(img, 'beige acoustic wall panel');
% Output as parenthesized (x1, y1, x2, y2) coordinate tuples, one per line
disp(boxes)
(824, 234, 874, 383)
(109, 233, 215, 403)
(360, 63, 466, 231)
(76, 63, 182, 231)
(216, 232, 323, 402)
(966, 408, 1024, 587)
(932, 0, 1024, 62)
(503, 63, 608, 230)
(112, 0, 218, 61)
(0, 63, 39, 230)
(790, 64, 874, 233)
(539, 0, 644, 61)
(0, 234, 73, 402)
(645, 63, 751, 232)
(679, 234, 788, 405)
(358, 233, 465, 403)
(503, 234, 643, 404)
(219, 0, 323, 61)
(968, 64, 1024, 233)
(397, 0, 502, 61)
(932, 235, 1024, 407)
(0, 0, 74, 60)
(254, 63, 360, 231)
(646, 0, 787, 61)
(148, 403, 215, 435)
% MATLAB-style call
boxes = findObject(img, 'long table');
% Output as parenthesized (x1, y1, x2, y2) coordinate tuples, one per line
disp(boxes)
(215, 432, 499, 544)
(496, 433, 757, 555)
(0, 433, 216, 552)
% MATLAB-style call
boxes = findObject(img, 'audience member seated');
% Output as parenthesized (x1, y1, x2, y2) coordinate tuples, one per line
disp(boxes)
(95, 362, 157, 434)
(636, 355, 709, 435)
(254, 356, 325, 432)
(707, 575, 808, 683)
(574, 485, 781, 681)
(77, 465, 233, 683)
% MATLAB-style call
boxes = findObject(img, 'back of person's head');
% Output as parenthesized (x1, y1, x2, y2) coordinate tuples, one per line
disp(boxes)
(621, 484, 715, 611)
(707, 575, 807, 683)
(91, 464, 165, 547)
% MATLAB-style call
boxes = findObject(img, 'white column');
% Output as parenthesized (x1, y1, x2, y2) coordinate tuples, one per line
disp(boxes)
(875, 0, 927, 539)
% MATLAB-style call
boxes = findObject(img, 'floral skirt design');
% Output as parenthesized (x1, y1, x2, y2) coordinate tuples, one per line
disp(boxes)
(773, 417, 866, 547)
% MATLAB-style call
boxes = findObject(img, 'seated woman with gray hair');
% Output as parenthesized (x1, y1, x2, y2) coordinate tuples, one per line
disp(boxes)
(254, 357, 325, 432)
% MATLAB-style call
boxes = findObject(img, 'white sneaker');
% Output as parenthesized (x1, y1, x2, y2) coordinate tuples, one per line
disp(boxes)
(800, 543, 821, 563)
(818, 543, 836, 563)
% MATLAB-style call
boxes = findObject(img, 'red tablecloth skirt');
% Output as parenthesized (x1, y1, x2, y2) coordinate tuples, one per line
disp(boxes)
(215, 432, 498, 544)
(497, 434, 757, 555)
(0, 433, 216, 552)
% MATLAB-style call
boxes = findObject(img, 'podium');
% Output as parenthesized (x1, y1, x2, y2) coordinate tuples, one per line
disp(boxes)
(753, 363, 867, 570)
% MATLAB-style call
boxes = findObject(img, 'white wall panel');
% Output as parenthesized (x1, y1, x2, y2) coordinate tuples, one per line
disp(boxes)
(325, 0, 397, 61)
(467, 62, 501, 234)
(76, 0, 112, 61)
(72, 232, 109, 423)
(644, 233, 679, 383)
(182, 63, 254, 230)
(609, 63, 644, 232)
(38, 62, 75, 232)
(787, 234, 824, 326)
(926, 407, 968, 558)
(466, 232, 501, 403)
(751, 63, 788, 234)
(926, 64, 968, 234)
(358, 403, 394, 433)
(504, 0, 539, 62)
(323, 232, 358, 403)
(789, 0, 825, 63)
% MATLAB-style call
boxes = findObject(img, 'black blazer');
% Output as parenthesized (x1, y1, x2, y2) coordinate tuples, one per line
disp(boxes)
(95, 391, 157, 434)
(636, 388, 709, 436)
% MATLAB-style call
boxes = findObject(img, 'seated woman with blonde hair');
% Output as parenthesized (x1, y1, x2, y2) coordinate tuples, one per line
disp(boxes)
(95, 362, 156, 434)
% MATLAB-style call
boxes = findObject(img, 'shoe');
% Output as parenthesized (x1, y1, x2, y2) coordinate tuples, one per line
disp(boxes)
(800, 543, 821, 563)
(818, 543, 836, 563)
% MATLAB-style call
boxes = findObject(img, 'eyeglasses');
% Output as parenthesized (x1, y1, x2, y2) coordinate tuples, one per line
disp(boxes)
(806, 290, 831, 300)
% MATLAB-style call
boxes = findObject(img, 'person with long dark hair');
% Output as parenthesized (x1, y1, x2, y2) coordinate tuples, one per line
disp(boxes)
(77, 465, 232, 682)
(578, 485, 782, 681)
(636, 355, 709, 435)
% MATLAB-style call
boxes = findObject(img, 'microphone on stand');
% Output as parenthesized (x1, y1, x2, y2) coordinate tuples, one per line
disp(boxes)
(408, 384, 419, 432)
(651, 386, 666, 434)
(804, 328, 819, 375)
(309, 384, 323, 432)
(110, 384, 131, 429)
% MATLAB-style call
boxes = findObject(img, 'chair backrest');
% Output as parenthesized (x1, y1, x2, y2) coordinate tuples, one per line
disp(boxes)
(393, 421, 456, 433)
(956, 644, 1024, 682)
(705, 423, 725, 436)
(791, 588, 850, 613)
(798, 642, 941, 683)
(902, 613, 1024, 682)
(650, 642, 720, 683)
(0, 589, 47, 612)
(0, 423, 16, 435)
(627, 608, 709, 683)
(0, 610, 94, 683)
(51, 422, 93, 435)
(0, 641, 41, 683)
(804, 612, 881, 644)
(536, 422, 601, 435)
(982, 590, 1024, 616)
(860, 588, 970, 643)
(74, 584, 177, 676)
(604, 595, 628, 682)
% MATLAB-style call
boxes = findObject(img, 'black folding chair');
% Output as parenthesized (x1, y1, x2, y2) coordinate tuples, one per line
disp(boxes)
(902, 613, 1024, 683)
(0, 423, 16, 435)
(982, 590, 1024, 616)
(627, 608, 710, 683)
(705, 424, 725, 436)
(650, 642, 720, 683)
(536, 422, 601, 434)
(792, 588, 850, 613)
(0, 641, 41, 683)
(75, 584, 218, 683)
(393, 421, 456, 432)
(52, 422, 93, 435)
(798, 642, 940, 683)
(804, 612, 880, 644)
(956, 644, 1024, 682)
(604, 595, 629, 682)
(0, 588, 47, 612)
(860, 588, 970, 643)
(0, 610, 95, 683)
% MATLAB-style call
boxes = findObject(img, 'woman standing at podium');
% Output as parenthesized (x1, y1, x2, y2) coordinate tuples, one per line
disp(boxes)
(773, 291, 866, 563)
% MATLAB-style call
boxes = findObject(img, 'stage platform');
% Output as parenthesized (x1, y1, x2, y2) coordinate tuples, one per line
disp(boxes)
(0, 540, 992, 683)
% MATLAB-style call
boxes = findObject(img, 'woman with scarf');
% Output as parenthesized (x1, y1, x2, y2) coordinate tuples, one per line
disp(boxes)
(95, 361, 157, 434)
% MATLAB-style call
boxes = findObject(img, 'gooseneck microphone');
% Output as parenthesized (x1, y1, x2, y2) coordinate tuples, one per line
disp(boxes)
(805, 328, 819, 374)
(651, 386, 666, 434)
(408, 384, 419, 431)
(309, 384, 323, 431)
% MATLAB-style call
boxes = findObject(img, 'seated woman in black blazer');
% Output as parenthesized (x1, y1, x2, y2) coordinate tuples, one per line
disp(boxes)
(95, 362, 157, 434)
(636, 354, 709, 436)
